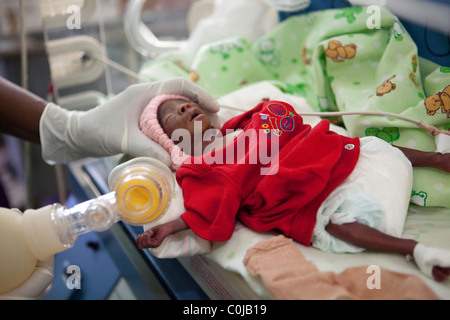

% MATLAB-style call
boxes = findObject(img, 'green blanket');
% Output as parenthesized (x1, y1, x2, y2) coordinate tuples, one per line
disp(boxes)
(140, 6, 450, 208)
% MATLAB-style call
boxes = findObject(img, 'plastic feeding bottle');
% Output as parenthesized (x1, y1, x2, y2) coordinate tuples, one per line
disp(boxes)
(0, 157, 174, 295)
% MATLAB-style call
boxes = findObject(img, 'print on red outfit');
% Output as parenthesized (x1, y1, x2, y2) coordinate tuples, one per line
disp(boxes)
(177, 101, 360, 245)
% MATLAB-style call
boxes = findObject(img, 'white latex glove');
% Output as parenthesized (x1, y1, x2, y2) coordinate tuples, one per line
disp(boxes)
(40, 78, 220, 165)
(413, 243, 450, 278)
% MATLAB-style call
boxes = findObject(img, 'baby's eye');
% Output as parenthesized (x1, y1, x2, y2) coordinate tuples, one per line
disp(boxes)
(164, 114, 174, 123)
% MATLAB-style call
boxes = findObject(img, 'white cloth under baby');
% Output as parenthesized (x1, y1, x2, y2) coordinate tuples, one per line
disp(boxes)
(312, 136, 414, 253)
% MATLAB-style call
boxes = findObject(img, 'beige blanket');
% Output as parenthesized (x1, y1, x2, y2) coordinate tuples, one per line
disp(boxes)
(244, 235, 439, 300)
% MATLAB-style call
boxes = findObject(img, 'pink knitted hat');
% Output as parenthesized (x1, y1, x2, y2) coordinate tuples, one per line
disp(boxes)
(139, 94, 193, 170)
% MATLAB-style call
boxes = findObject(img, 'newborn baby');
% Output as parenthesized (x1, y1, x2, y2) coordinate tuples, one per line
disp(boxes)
(138, 94, 450, 282)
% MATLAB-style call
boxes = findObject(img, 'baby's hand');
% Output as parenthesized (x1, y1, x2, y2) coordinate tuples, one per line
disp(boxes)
(136, 218, 189, 249)
(136, 218, 190, 249)
(136, 225, 171, 249)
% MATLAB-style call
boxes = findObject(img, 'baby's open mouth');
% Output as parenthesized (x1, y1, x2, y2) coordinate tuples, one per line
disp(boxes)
(190, 111, 201, 121)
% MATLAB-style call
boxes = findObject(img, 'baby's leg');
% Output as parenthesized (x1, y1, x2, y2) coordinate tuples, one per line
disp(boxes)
(325, 221, 450, 282)
(394, 146, 450, 172)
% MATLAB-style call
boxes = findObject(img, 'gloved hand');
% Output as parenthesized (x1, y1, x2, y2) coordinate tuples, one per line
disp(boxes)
(40, 78, 219, 165)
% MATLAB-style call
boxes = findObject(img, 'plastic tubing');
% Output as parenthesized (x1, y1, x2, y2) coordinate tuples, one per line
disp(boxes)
(221, 105, 450, 137)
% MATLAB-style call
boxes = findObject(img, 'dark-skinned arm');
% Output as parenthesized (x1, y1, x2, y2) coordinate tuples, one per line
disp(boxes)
(0, 77, 47, 143)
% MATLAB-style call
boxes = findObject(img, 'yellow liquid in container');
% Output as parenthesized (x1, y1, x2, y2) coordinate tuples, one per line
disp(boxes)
(129, 185, 151, 207)
(109, 157, 174, 225)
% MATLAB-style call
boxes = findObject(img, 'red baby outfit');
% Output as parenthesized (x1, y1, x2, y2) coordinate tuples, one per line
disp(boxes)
(177, 101, 360, 245)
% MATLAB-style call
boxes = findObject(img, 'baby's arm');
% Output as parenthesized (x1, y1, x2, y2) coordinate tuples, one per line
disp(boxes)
(136, 217, 189, 249)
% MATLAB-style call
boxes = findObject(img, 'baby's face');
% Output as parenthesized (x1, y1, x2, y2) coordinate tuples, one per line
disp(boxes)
(157, 99, 212, 141)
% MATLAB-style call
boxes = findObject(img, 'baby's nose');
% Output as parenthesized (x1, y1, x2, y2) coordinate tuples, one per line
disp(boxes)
(178, 102, 192, 114)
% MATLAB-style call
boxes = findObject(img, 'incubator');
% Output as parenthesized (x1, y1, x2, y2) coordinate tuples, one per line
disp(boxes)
(0, 157, 174, 296)
(2, 0, 448, 301)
